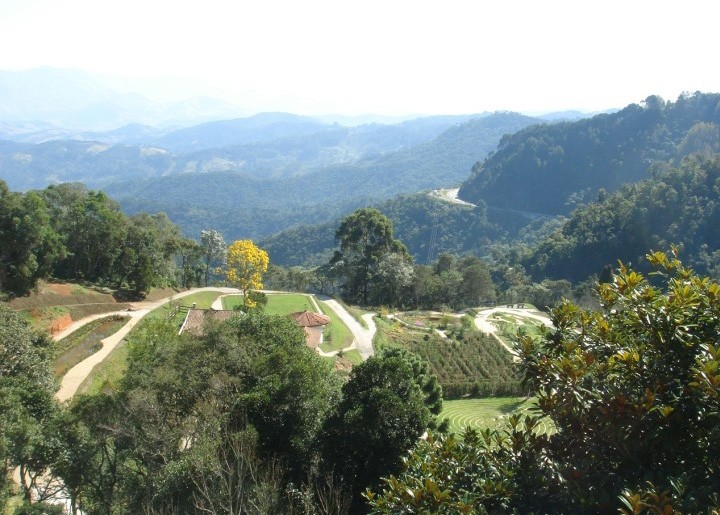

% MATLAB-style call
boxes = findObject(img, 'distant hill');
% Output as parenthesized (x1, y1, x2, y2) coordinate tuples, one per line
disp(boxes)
(458, 92, 720, 215)
(2, 111, 527, 191)
(100, 112, 541, 240)
(0, 67, 247, 130)
(259, 191, 556, 268)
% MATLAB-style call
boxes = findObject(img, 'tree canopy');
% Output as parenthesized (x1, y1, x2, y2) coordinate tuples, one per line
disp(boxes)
(368, 250, 720, 513)
(332, 208, 409, 305)
(225, 240, 269, 308)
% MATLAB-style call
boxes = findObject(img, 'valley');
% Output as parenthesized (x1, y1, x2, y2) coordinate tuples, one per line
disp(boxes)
(3, 87, 720, 514)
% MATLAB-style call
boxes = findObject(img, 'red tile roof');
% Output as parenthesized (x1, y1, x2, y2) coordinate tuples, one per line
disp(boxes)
(179, 308, 236, 336)
(289, 310, 330, 327)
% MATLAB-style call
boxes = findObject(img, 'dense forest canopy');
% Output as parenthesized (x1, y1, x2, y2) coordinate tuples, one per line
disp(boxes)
(459, 92, 720, 215)
(0, 181, 204, 296)
(522, 156, 720, 283)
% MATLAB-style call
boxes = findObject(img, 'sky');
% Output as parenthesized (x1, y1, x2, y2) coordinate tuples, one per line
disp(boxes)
(0, 0, 718, 116)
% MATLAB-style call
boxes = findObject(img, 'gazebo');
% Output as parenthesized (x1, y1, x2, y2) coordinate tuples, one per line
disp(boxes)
(288, 310, 330, 350)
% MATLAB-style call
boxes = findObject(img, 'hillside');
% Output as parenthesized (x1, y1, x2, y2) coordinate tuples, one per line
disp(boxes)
(0, 112, 525, 191)
(103, 112, 541, 240)
(458, 92, 720, 215)
(260, 191, 558, 267)
(522, 156, 720, 282)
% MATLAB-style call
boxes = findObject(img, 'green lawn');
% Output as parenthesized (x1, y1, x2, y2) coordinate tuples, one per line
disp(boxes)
(54, 315, 128, 379)
(339, 348, 363, 365)
(76, 339, 130, 396)
(222, 293, 315, 315)
(439, 397, 554, 435)
(318, 302, 354, 352)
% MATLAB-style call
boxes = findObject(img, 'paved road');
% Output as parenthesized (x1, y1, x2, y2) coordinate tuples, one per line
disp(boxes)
(320, 299, 376, 359)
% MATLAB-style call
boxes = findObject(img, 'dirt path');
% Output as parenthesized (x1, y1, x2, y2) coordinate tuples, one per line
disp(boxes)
(474, 307, 553, 356)
(55, 287, 240, 402)
(320, 299, 376, 360)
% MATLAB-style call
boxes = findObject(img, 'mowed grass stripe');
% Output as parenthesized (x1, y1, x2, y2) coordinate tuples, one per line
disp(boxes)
(440, 397, 554, 435)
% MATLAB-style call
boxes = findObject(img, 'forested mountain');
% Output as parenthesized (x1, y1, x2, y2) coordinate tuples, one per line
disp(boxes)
(459, 92, 720, 215)
(101, 112, 541, 240)
(1, 111, 539, 195)
(260, 192, 558, 267)
(522, 156, 720, 282)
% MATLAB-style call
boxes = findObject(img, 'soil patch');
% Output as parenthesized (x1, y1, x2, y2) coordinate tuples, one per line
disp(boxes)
(49, 314, 73, 335)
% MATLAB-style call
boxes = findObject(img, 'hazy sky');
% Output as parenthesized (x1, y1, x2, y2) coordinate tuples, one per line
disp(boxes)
(0, 0, 718, 115)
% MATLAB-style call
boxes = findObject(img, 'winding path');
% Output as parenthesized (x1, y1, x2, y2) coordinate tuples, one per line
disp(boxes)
(55, 287, 240, 401)
(55, 289, 378, 401)
(319, 299, 376, 359)
(474, 306, 553, 356)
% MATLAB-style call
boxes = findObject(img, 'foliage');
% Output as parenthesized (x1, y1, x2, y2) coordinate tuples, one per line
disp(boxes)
(0, 181, 63, 295)
(321, 352, 438, 510)
(459, 92, 720, 216)
(200, 229, 227, 286)
(225, 240, 269, 308)
(332, 208, 409, 305)
(368, 251, 720, 512)
(524, 156, 720, 282)
(0, 181, 204, 296)
(260, 192, 512, 269)
(64, 312, 344, 513)
(97, 112, 539, 243)
(375, 317, 520, 398)
(0, 304, 62, 507)
(365, 422, 559, 514)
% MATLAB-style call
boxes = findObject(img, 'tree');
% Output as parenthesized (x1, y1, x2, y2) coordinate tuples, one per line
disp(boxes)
(368, 250, 720, 513)
(374, 252, 414, 307)
(321, 352, 435, 510)
(60, 190, 126, 283)
(200, 229, 227, 287)
(333, 208, 409, 305)
(225, 240, 269, 309)
(0, 182, 64, 295)
(0, 304, 62, 505)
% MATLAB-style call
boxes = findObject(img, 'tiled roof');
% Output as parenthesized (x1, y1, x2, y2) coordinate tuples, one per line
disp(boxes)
(289, 310, 330, 327)
(179, 308, 236, 336)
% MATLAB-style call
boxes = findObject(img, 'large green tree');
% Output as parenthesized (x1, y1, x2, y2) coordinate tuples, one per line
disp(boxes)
(333, 208, 409, 305)
(321, 351, 438, 510)
(0, 182, 63, 295)
(0, 304, 61, 506)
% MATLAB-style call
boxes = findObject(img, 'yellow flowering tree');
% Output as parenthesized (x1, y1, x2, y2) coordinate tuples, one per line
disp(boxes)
(225, 240, 269, 308)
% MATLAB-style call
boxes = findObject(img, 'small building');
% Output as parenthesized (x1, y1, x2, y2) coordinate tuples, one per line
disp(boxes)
(288, 310, 330, 350)
(179, 308, 237, 336)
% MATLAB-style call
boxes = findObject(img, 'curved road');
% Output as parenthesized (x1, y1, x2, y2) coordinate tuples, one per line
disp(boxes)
(56, 289, 373, 401)
(319, 299, 376, 359)
(55, 287, 241, 401)
(474, 306, 553, 356)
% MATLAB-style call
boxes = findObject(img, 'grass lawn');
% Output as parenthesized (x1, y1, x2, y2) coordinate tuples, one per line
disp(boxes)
(76, 339, 130, 396)
(440, 397, 554, 435)
(318, 302, 354, 353)
(222, 293, 315, 315)
(54, 315, 128, 379)
(339, 348, 363, 365)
